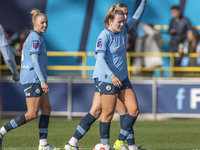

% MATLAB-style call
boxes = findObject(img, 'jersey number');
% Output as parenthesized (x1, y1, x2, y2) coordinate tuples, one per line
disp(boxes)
(21, 49, 24, 62)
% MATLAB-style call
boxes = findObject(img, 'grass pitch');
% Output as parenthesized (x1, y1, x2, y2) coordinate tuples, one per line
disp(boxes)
(0, 117, 200, 150)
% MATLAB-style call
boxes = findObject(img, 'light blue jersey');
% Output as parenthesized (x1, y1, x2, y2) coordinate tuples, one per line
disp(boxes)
(93, 26, 128, 83)
(20, 30, 47, 84)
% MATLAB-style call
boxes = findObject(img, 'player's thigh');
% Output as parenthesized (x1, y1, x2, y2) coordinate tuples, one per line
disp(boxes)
(101, 94, 118, 117)
(118, 89, 139, 115)
(40, 92, 51, 115)
(26, 96, 41, 114)
(116, 98, 127, 115)
(90, 92, 102, 118)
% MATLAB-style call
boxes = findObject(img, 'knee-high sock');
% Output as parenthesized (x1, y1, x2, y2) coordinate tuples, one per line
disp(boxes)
(99, 121, 111, 144)
(0, 114, 26, 135)
(120, 114, 135, 145)
(73, 113, 96, 140)
(69, 113, 96, 146)
(118, 114, 137, 141)
(39, 115, 50, 145)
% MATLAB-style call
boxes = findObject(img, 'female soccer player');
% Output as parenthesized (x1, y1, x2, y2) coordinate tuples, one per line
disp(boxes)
(0, 9, 60, 150)
(64, 1, 148, 150)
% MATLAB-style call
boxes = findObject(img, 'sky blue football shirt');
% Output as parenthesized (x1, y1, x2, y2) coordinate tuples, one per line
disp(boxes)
(93, 26, 128, 83)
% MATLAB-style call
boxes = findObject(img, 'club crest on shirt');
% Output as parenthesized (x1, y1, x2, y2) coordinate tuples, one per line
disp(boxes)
(97, 38, 102, 47)
(33, 40, 39, 48)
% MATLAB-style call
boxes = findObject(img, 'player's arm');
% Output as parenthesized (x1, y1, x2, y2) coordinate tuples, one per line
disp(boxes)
(127, 0, 147, 32)
(31, 54, 45, 83)
(31, 54, 49, 93)
(30, 39, 45, 83)
(96, 52, 114, 78)
(95, 33, 114, 78)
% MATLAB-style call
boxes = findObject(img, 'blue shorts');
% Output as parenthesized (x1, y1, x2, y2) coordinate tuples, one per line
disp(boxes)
(94, 77, 133, 95)
(22, 83, 43, 98)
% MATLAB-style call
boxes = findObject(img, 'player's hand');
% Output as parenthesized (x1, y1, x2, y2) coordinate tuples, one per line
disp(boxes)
(41, 82, 49, 93)
(111, 76, 122, 88)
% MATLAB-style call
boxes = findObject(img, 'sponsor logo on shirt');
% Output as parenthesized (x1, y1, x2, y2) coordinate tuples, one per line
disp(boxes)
(113, 44, 125, 51)
(22, 65, 30, 69)
(97, 38, 102, 47)
(33, 40, 39, 48)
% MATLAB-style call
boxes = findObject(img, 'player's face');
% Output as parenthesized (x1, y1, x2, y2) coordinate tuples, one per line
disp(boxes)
(33, 15, 48, 35)
(120, 7, 128, 23)
(108, 14, 124, 33)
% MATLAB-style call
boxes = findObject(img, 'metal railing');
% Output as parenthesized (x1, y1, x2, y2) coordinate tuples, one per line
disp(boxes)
(0, 51, 200, 78)
(127, 52, 200, 77)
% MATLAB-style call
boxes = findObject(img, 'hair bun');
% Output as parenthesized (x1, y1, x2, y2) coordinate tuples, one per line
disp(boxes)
(30, 9, 40, 16)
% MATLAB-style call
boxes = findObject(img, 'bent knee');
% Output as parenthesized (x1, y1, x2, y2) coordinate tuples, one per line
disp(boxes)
(130, 108, 139, 117)
(101, 114, 114, 122)
(90, 109, 102, 119)
(25, 113, 38, 121)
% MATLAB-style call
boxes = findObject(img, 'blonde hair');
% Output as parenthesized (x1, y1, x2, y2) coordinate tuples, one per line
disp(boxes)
(103, 6, 124, 27)
(114, 3, 127, 9)
(30, 8, 46, 23)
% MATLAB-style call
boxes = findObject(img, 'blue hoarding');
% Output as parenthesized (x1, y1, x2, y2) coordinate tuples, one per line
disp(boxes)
(157, 83, 200, 113)
(1, 79, 200, 117)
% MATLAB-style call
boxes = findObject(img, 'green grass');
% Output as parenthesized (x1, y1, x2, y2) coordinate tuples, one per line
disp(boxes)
(1, 117, 200, 150)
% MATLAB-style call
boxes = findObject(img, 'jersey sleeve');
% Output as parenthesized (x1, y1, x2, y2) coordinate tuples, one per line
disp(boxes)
(31, 54, 45, 82)
(96, 52, 114, 78)
(95, 30, 108, 54)
(30, 36, 41, 55)
(126, 0, 147, 32)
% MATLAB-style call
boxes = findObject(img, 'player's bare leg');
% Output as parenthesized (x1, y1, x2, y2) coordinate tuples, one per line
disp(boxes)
(90, 92, 102, 118)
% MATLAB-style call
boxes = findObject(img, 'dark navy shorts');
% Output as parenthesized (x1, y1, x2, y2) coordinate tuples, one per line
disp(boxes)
(22, 83, 43, 98)
(94, 77, 133, 95)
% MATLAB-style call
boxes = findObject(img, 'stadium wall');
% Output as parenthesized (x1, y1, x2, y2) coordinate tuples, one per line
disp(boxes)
(1, 78, 200, 120)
